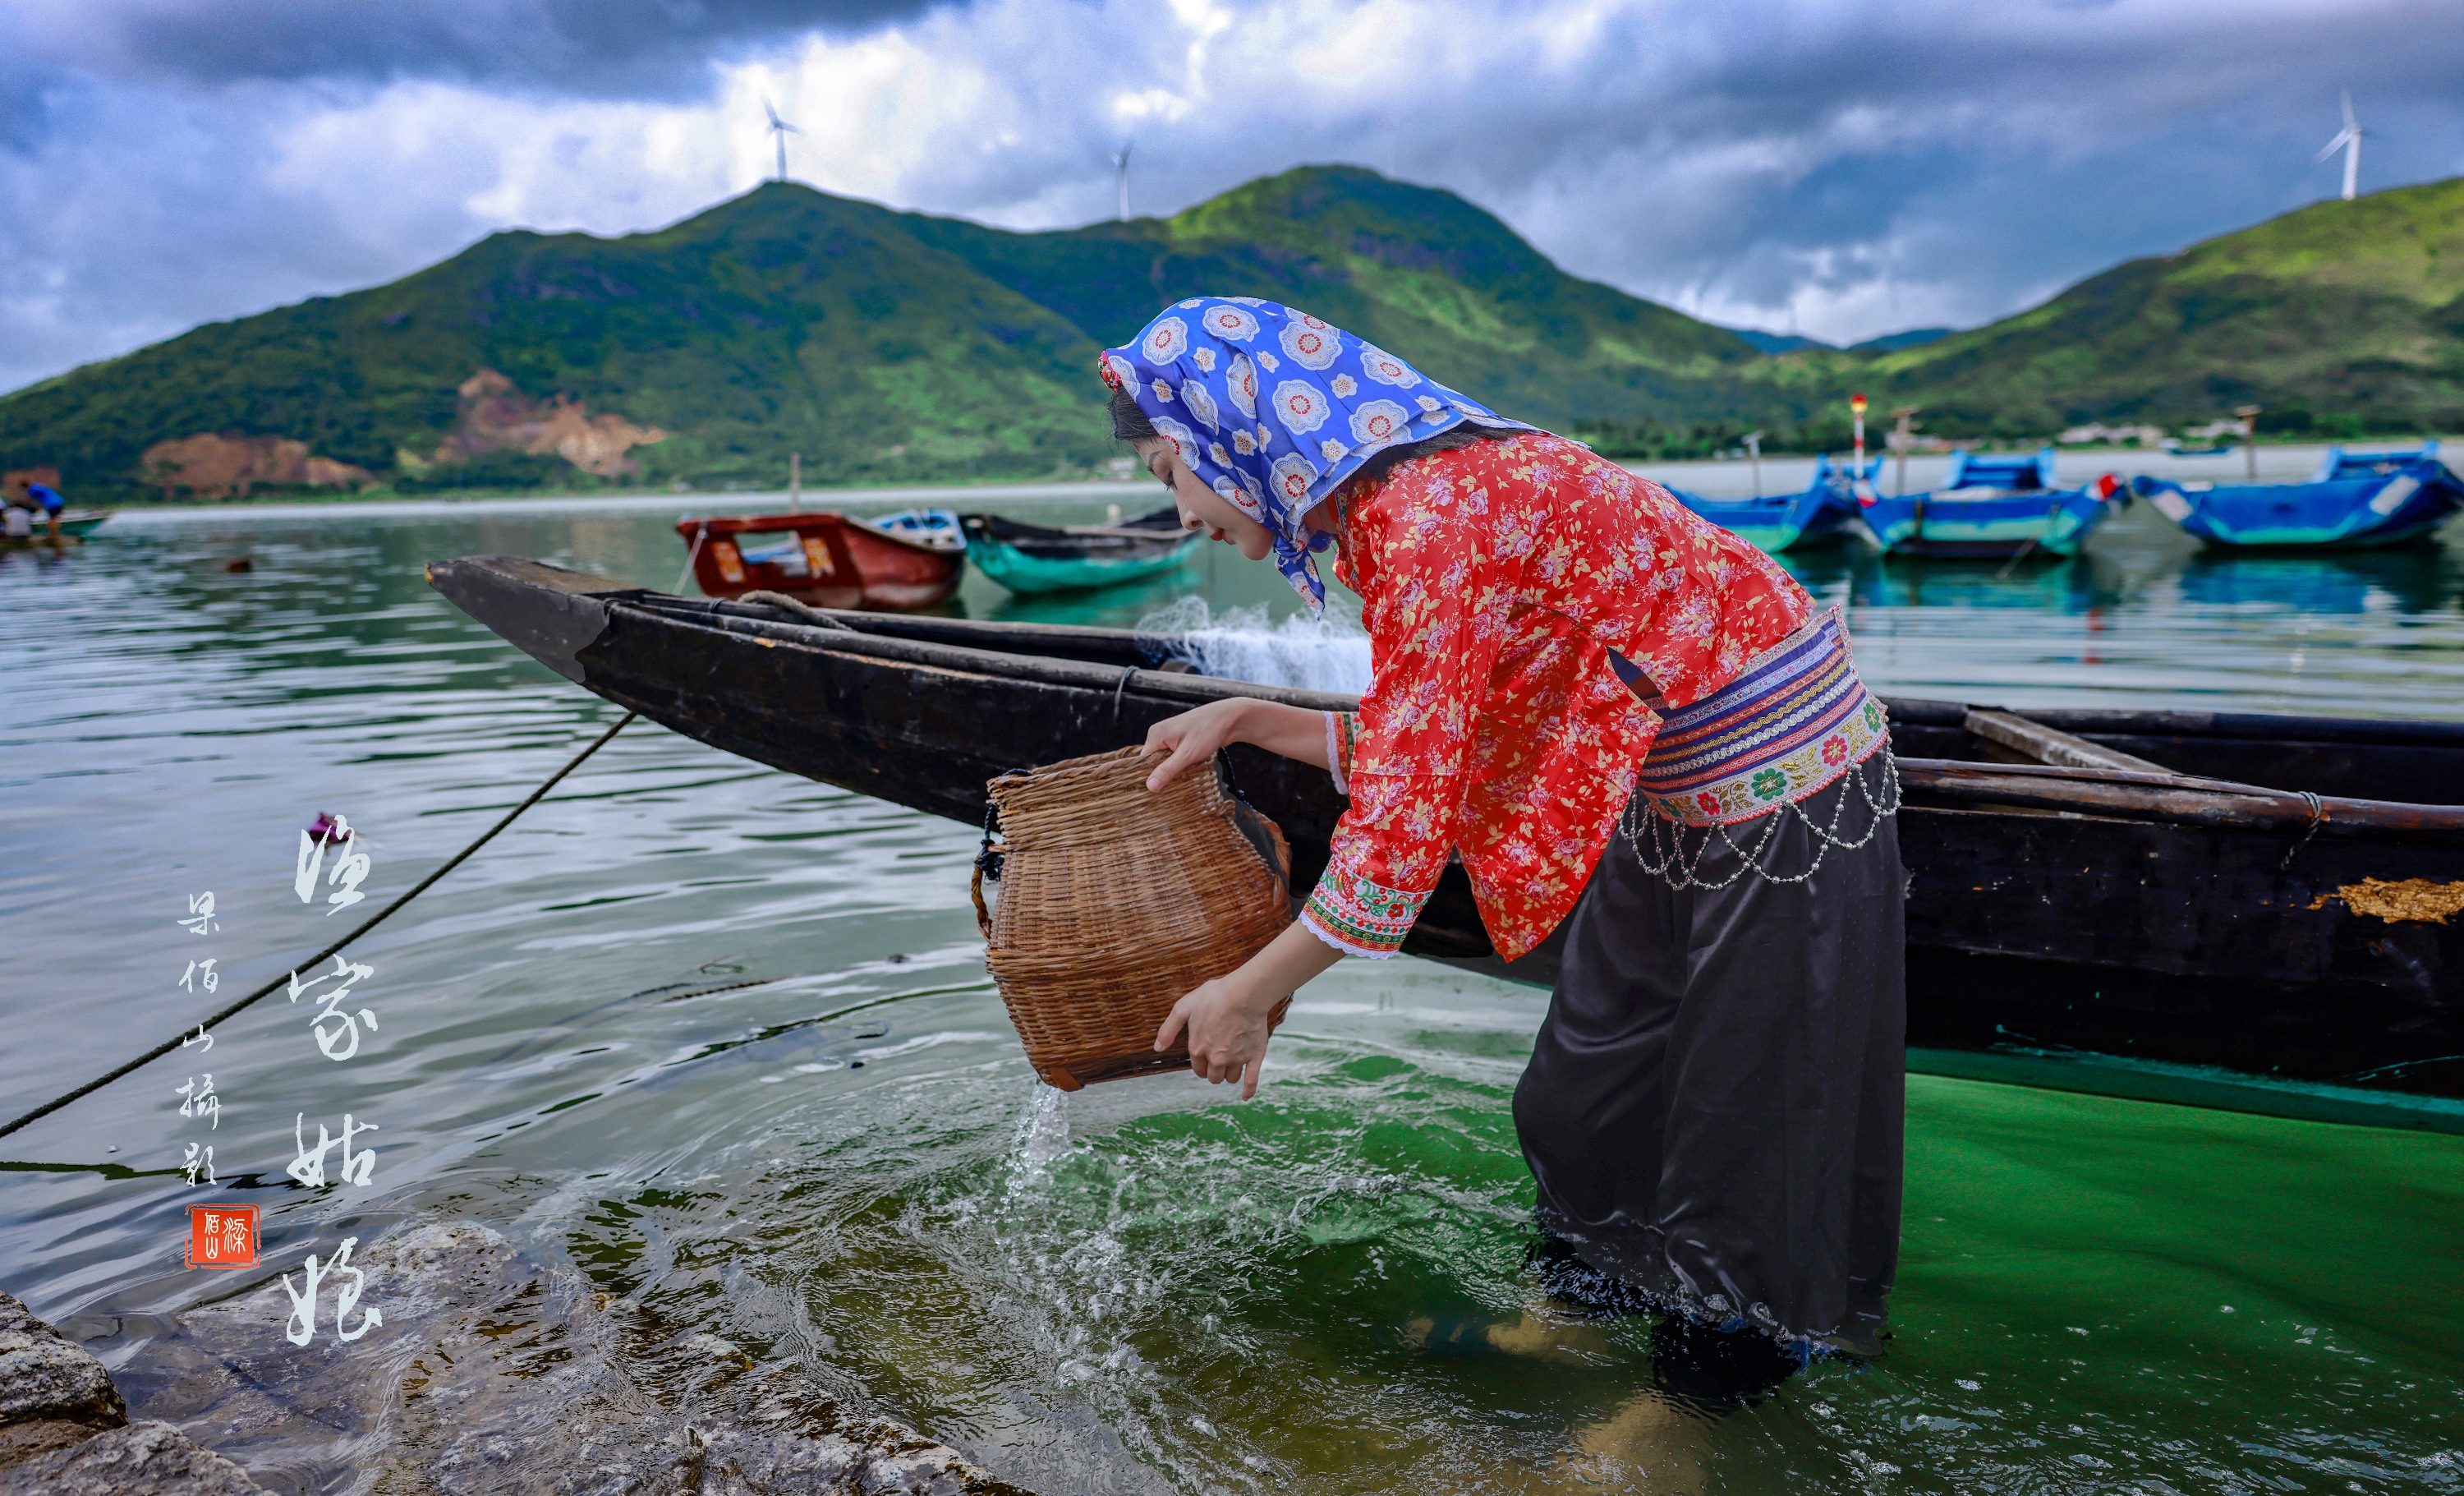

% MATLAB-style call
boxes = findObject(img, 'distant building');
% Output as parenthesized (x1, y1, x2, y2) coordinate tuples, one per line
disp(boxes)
(2057, 422, 2167, 447)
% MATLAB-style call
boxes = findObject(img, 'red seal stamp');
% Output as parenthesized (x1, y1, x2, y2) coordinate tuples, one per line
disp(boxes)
(185, 1204, 259, 1269)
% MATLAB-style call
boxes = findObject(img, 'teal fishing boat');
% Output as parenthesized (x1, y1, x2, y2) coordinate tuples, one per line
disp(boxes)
(962, 505, 1199, 595)
(1857, 449, 2120, 559)
(1666, 456, 1875, 553)
(2127, 443, 2464, 548)
(3, 509, 108, 541)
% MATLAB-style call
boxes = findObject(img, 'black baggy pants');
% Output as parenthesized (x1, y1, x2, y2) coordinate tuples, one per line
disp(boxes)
(1512, 752, 1905, 1356)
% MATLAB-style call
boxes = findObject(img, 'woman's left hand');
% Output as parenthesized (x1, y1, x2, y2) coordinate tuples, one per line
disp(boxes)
(1156, 969, 1280, 1100)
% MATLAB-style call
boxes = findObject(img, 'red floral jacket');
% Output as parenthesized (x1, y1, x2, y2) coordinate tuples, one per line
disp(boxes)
(1300, 432, 1814, 961)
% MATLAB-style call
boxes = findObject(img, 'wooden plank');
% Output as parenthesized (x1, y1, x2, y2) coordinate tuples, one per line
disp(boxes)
(1965, 707, 2174, 774)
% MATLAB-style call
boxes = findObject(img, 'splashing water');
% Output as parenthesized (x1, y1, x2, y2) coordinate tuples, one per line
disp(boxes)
(1137, 597, 1372, 694)
(1004, 1080, 1074, 1192)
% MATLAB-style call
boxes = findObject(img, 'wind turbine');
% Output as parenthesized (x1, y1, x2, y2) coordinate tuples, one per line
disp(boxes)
(2317, 90, 2363, 202)
(1111, 139, 1134, 221)
(765, 99, 802, 184)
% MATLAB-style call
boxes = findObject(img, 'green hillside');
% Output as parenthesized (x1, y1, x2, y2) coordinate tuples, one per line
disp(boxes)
(907, 166, 1771, 425)
(7, 166, 2460, 500)
(0, 184, 1110, 497)
(1785, 176, 2464, 436)
(0, 167, 1779, 501)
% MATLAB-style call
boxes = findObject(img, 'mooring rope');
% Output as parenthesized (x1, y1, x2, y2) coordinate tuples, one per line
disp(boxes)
(0, 712, 636, 1142)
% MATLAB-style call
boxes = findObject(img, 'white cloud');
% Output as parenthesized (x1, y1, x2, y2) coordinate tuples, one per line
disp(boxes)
(3, 0, 2462, 391)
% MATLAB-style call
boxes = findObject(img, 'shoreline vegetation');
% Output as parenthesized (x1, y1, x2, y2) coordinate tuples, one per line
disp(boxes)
(57, 433, 2461, 513)
(5, 164, 2461, 506)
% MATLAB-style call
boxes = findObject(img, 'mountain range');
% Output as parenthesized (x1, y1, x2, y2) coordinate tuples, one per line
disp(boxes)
(2, 165, 2458, 500)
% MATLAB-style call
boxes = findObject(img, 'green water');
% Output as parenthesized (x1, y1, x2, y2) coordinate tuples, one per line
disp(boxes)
(2, 486, 2461, 1493)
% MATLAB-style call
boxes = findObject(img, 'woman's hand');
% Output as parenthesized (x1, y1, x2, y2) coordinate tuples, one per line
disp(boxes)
(1152, 924, 1345, 1101)
(1140, 697, 1253, 791)
(1139, 697, 1331, 791)
(1155, 969, 1280, 1099)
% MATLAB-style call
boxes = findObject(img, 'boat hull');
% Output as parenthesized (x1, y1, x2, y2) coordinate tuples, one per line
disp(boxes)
(3, 509, 107, 543)
(1666, 488, 1849, 553)
(1859, 486, 2111, 558)
(674, 511, 963, 611)
(2131, 461, 2464, 548)
(1666, 458, 1867, 554)
(968, 540, 1198, 594)
(426, 556, 2464, 1101)
(961, 510, 1201, 595)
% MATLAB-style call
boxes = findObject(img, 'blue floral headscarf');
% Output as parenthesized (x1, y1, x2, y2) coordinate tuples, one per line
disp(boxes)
(1102, 297, 1533, 612)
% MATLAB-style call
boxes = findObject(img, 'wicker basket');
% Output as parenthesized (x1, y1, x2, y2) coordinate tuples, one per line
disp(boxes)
(972, 745, 1294, 1090)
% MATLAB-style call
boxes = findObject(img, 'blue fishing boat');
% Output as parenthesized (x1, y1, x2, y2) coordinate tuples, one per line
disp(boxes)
(1857, 448, 2118, 559)
(1665, 456, 1875, 553)
(2126, 443, 2464, 548)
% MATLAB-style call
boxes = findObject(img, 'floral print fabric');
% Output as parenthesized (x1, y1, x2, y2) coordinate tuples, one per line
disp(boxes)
(1299, 433, 1815, 961)
(1101, 298, 1533, 612)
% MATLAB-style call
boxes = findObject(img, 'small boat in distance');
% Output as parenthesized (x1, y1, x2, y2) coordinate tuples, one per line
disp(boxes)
(961, 504, 1200, 595)
(1665, 455, 1875, 553)
(2127, 443, 2464, 549)
(1858, 449, 2119, 559)
(673, 509, 964, 611)
(2, 509, 108, 544)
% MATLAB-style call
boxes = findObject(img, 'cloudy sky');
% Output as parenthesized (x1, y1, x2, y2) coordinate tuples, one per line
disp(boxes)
(3, 0, 2460, 394)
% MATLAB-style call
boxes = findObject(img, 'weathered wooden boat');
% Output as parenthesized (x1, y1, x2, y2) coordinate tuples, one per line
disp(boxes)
(1858, 449, 2120, 559)
(427, 555, 2464, 1116)
(962, 504, 1200, 594)
(2127, 443, 2464, 548)
(1665, 456, 1873, 553)
(673, 509, 964, 611)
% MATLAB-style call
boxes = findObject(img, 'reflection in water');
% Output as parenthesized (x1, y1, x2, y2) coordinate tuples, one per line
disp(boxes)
(2, 490, 2462, 1495)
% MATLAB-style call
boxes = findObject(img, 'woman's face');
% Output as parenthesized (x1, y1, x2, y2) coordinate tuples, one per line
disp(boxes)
(1133, 436, 1275, 562)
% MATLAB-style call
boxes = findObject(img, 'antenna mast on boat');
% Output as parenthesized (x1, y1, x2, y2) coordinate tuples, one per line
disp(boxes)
(1742, 430, 1763, 498)
(2235, 406, 2262, 481)
(1892, 407, 1920, 495)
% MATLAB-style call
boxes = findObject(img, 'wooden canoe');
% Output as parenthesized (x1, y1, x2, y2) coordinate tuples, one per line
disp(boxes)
(426, 555, 2464, 1103)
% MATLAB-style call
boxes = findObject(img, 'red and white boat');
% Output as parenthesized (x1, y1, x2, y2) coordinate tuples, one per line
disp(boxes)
(673, 509, 965, 611)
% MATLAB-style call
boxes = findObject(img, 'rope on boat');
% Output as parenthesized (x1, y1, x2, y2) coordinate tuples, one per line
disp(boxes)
(674, 522, 708, 592)
(2281, 791, 2329, 870)
(738, 590, 856, 631)
(0, 713, 637, 1142)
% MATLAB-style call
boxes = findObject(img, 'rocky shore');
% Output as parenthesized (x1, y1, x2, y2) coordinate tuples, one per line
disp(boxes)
(6, 1222, 1035, 1494)
(0, 1288, 270, 1494)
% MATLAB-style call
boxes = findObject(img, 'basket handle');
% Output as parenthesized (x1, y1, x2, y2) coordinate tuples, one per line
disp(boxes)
(970, 863, 995, 940)
(971, 788, 1016, 941)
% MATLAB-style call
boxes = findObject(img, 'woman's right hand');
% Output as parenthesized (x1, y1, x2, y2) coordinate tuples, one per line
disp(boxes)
(1140, 698, 1253, 791)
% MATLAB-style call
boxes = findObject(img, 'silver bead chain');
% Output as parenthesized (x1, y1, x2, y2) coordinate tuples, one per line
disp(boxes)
(1619, 744, 1904, 891)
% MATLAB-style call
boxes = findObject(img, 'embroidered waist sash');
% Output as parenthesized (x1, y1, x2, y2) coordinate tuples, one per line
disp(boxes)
(1634, 608, 1888, 827)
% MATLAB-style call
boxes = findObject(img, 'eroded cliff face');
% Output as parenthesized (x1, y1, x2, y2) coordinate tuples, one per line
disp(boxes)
(437, 368, 666, 478)
(131, 370, 665, 499)
(137, 436, 374, 499)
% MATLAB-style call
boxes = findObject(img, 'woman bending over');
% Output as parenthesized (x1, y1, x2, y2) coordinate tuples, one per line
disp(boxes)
(1113, 298, 1903, 1361)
